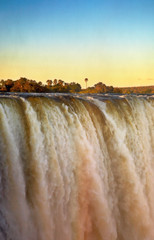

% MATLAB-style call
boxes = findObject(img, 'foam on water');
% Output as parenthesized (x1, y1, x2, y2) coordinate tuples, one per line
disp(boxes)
(0, 94, 153, 240)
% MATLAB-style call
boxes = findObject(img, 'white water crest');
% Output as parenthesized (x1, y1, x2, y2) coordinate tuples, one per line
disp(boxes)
(0, 94, 153, 240)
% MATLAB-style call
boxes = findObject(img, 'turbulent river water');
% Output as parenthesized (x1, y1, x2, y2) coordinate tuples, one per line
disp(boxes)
(0, 93, 153, 240)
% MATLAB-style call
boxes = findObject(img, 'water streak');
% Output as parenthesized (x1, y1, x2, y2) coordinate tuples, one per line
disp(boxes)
(0, 94, 153, 240)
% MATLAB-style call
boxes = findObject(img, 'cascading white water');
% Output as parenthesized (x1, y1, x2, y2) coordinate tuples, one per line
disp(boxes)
(0, 94, 153, 240)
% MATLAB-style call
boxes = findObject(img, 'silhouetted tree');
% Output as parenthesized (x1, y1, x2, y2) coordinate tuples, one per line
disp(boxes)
(46, 80, 52, 87)
(58, 79, 64, 86)
(94, 82, 107, 93)
(5, 79, 14, 92)
(85, 78, 88, 88)
(53, 79, 58, 85)
(69, 82, 81, 92)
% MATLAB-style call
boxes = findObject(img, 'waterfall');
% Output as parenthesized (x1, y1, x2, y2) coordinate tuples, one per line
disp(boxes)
(0, 94, 153, 240)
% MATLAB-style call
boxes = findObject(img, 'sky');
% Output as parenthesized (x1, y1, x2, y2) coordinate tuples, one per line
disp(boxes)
(0, 0, 154, 87)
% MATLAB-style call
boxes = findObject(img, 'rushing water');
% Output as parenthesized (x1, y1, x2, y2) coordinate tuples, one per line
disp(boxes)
(0, 93, 153, 240)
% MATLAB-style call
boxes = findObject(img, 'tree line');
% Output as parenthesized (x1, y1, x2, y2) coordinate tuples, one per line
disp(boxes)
(0, 77, 153, 94)
(0, 78, 81, 93)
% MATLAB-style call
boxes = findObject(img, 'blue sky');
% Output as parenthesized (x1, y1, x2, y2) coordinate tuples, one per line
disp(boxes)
(0, 0, 154, 87)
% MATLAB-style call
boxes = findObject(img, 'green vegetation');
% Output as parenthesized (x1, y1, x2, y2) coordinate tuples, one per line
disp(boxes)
(0, 77, 153, 94)
(0, 78, 81, 93)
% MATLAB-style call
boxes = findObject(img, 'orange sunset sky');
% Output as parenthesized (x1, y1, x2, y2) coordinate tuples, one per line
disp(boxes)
(0, 0, 154, 88)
